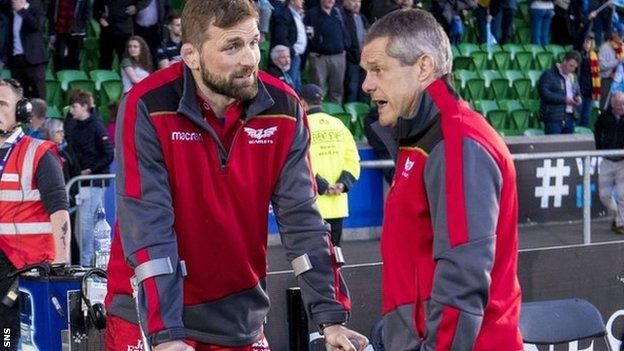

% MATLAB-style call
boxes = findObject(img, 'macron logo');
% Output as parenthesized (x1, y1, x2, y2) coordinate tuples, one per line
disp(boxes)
(171, 131, 203, 142)
(244, 126, 278, 144)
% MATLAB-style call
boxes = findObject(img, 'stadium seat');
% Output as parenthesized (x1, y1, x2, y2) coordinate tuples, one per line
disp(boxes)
(473, 100, 500, 116)
(90, 70, 122, 90)
(350, 117, 365, 141)
(500, 100, 531, 131)
(482, 70, 503, 87)
(57, 70, 89, 91)
(332, 112, 352, 127)
(82, 37, 100, 72)
(101, 80, 124, 105)
(453, 56, 477, 71)
(536, 51, 554, 70)
(88, 19, 100, 38)
(451, 45, 461, 58)
(486, 110, 509, 130)
(504, 70, 532, 99)
(465, 78, 486, 100)
(344, 102, 370, 121)
(514, 51, 533, 71)
(575, 126, 594, 135)
(545, 44, 566, 61)
(493, 51, 511, 70)
(45, 80, 62, 108)
(523, 44, 545, 59)
(472, 50, 488, 71)
(1, 70, 10, 79)
(520, 299, 611, 350)
(527, 70, 543, 87)
(322, 102, 345, 115)
(489, 78, 512, 100)
(46, 106, 62, 119)
(502, 44, 524, 60)
(524, 128, 545, 136)
(458, 43, 480, 56)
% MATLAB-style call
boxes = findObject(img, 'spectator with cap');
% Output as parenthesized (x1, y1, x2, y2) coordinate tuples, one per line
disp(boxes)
(301, 83, 360, 246)
(25, 97, 46, 139)
(599, 25, 624, 109)
(268, 45, 296, 89)
(538, 51, 583, 134)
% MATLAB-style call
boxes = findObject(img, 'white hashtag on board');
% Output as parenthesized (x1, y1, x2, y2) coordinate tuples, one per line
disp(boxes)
(535, 158, 570, 208)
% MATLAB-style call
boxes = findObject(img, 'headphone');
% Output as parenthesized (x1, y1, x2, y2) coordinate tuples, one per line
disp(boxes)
(1, 79, 32, 123)
(81, 268, 107, 330)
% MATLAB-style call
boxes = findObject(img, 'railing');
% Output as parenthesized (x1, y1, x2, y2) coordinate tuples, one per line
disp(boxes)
(361, 149, 624, 245)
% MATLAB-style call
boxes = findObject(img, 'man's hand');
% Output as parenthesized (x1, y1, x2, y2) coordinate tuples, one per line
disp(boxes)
(99, 18, 109, 27)
(566, 97, 577, 105)
(323, 325, 369, 351)
(125, 5, 137, 15)
(80, 169, 92, 175)
(154, 341, 194, 351)
(11, 0, 26, 11)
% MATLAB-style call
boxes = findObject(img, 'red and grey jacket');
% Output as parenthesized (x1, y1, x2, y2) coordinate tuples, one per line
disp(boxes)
(105, 61, 351, 346)
(375, 79, 523, 350)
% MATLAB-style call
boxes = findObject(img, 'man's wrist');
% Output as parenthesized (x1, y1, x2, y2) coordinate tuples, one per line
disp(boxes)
(318, 322, 346, 335)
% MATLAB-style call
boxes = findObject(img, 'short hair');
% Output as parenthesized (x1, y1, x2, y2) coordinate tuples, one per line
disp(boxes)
(563, 50, 582, 64)
(69, 90, 92, 107)
(167, 12, 181, 25)
(30, 98, 47, 120)
(611, 91, 624, 105)
(0, 79, 24, 99)
(181, 0, 258, 49)
(40, 118, 63, 141)
(270, 45, 290, 62)
(364, 9, 452, 78)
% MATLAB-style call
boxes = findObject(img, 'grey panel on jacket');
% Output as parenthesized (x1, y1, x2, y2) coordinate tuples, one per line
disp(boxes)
(422, 138, 501, 350)
(115, 97, 185, 341)
(382, 304, 422, 351)
(271, 103, 349, 325)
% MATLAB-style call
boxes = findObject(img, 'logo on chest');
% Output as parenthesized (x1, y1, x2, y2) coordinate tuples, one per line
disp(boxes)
(171, 131, 203, 142)
(244, 126, 278, 144)
(401, 156, 415, 178)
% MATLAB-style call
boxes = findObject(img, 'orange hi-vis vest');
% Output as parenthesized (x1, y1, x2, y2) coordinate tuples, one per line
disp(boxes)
(0, 134, 57, 269)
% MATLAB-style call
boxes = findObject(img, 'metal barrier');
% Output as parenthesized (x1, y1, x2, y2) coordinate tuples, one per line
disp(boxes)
(360, 149, 624, 245)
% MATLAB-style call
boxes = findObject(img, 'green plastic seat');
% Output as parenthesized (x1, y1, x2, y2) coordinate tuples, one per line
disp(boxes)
(350, 117, 365, 141)
(513, 77, 532, 99)
(57, 70, 89, 91)
(46, 106, 62, 119)
(575, 126, 594, 135)
(453, 56, 477, 71)
(524, 128, 545, 136)
(489, 78, 512, 100)
(486, 110, 509, 130)
(322, 102, 344, 115)
(473, 100, 500, 116)
(527, 70, 544, 87)
(458, 43, 480, 56)
(452, 45, 461, 58)
(82, 37, 100, 72)
(536, 51, 554, 70)
(88, 19, 100, 38)
(45, 80, 62, 108)
(492, 51, 511, 70)
(1, 70, 10, 79)
(90, 70, 121, 90)
(472, 50, 488, 71)
(499, 100, 531, 131)
(514, 26, 531, 44)
(465, 78, 486, 100)
(544, 44, 566, 61)
(514, 51, 533, 71)
(101, 80, 124, 104)
(502, 44, 524, 60)
(523, 44, 545, 58)
(332, 112, 352, 127)
(344, 102, 370, 121)
(482, 70, 503, 87)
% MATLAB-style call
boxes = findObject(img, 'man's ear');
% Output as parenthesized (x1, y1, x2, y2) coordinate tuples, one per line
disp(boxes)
(181, 43, 200, 70)
(416, 54, 436, 83)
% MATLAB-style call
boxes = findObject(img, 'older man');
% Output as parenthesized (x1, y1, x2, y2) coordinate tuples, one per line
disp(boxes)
(104, 0, 368, 350)
(267, 44, 296, 89)
(361, 9, 522, 350)
(595, 91, 624, 234)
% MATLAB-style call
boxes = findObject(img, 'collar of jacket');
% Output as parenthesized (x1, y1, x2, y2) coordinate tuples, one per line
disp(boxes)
(307, 106, 323, 115)
(176, 65, 275, 126)
(392, 78, 446, 141)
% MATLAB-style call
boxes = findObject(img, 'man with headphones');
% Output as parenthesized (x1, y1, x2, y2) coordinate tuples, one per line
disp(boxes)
(0, 79, 70, 350)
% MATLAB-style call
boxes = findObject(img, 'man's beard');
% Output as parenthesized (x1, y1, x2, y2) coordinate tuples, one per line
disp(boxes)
(200, 60, 259, 101)
(281, 64, 291, 72)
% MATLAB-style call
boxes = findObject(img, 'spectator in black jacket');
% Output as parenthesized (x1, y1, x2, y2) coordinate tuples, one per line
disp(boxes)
(156, 13, 181, 69)
(5, 0, 47, 99)
(267, 45, 296, 89)
(343, 0, 369, 102)
(66, 90, 113, 266)
(93, 0, 149, 69)
(595, 91, 624, 234)
(48, 0, 91, 70)
(538, 51, 582, 134)
(305, 0, 350, 104)
(134, 0, 170, 69)
(269, 0, 306, 92)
